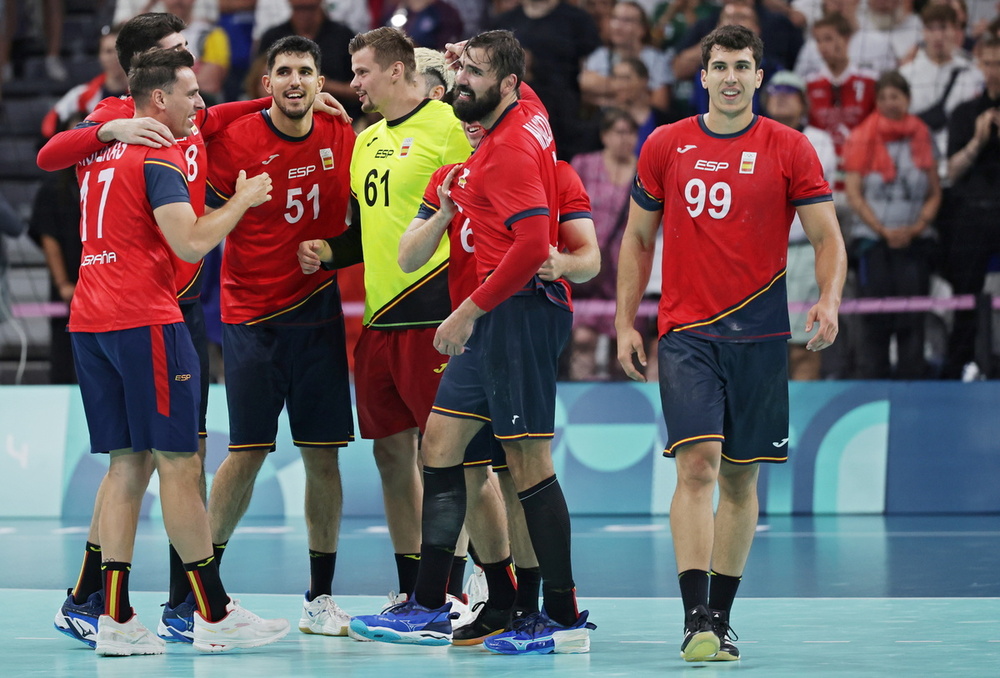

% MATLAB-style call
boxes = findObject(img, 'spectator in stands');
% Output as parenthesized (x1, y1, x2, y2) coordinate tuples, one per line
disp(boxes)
(489, 0, 602, 159)
(651, 0, 717, 50)
(842, 70, 940, 379)
(0, 0, 67, 84)
(257, 0, 359, 118)
(805, 12, 878, 188)
(941, 34, 1000, 379)
(253, 0, 372, 46)
(160, 0, 231, 104)
(859, 0, 923, 60)
(567, 107, 638, 380)
(41, 25, 127, 139)
(764, 70, 838, 380)
(28, 115, 82, 385)
(899, 3, 981, 167)
(583, 0, 615, 43)
(580, 1, 672, 111)
(793, 0, 897, 77)
(0, 192, 27, 330)
(608, 56, 673, 151)
(381, 0, 464, 50)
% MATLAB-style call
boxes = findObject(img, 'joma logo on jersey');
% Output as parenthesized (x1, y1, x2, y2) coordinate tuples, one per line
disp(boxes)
(374, 149, 394, 159)
(288, 165, 316, 179)
(80, 250, 118, 267)
(694, 160, 729, 172)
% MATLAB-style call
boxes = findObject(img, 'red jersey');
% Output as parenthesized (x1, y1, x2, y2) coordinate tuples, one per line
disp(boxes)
(37, 95, 268, 301)
(447, 100, 563, 312)
(634, 115, 831, 341)
(805, 66, 877, 159)
(69, 141, 189, 332)
(206, 110, 354, 325)
(420, 159, 590, 309)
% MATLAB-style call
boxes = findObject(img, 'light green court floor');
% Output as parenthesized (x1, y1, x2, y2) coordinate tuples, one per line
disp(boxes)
(6, 590, 998, 677)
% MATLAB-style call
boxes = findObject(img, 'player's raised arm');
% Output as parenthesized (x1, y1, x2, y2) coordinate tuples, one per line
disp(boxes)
(399, 167, 458, 273)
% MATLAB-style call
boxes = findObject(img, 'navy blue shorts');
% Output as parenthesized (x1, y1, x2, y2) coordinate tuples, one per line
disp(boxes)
(658, 331, 789, 464)
(72, 323, 200, 454)
(462, 424, 507, 470)
(180, 301, 209, 437)
(223, 320, 354, 452)
(433, 293, 571, 440)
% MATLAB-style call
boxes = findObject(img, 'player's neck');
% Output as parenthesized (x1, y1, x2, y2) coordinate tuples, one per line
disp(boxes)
(269, 106, 313, 138)
(481, 91, 520, 131)
(382, 91, 427, 122)
(703, 108, 754, 135)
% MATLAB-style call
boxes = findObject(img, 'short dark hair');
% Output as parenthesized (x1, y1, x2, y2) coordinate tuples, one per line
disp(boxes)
(600, 107, 639, 135)
(813, 12, 853, 38)
(700, 24, 764, 70)
(875, 70, 910, 99)
(616, 56, 649, 81)
(921, 3, 959, 27)
(128, 48, 195, 102)
(116, 13, 185, 73)
(465, 30, 525, 87)
(266, 35, 322, 73)
(349, 27, 416, 83)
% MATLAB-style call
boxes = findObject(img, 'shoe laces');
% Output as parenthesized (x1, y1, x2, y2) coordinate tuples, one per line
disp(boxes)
(229, 600, 264, 624)
(509, 610, 549, 637)
(713, 617, 738, 642)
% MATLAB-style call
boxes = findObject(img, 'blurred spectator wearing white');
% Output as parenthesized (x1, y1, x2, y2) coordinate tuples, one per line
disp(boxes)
(41, 24, 127, 139)
(1, 0, 67, 83)
(581, 1, 672, 110)
(793, 0, 897, 76)
(764, 71, 838, 380)
(858, 0, 922, 59)
(899, 3, 981, 170)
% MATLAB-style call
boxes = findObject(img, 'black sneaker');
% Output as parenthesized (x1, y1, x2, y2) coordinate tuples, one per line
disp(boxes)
(680, 604, 719, 662)
(452, 602, 511, 646)
(708, 609, 740, 661)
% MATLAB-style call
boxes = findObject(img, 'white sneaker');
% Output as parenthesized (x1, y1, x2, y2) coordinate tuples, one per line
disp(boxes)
(298, 593, 350, 636)
(193, 599, 290, 652)
(464, 565, 488, 611)
(95, 614, 166, 656)
(447, 594, 474, 629)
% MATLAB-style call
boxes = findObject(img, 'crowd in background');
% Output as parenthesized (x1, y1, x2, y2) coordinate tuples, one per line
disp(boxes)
(2, 0, 1000, 382)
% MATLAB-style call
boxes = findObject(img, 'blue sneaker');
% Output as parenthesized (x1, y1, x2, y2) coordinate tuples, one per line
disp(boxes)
(348, 598, 457, 646)
(53, 588, 103, 648)
(483, 609, 596, 655)
(157, 593, 196, 642)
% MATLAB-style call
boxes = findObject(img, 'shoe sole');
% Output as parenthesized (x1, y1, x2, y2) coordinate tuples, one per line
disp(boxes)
(484, 628, 591, 655)
(298, 622, 348, 637)
(95, 641, 165, 656)
(347, 619, 451, 646)
(54, 620, 97, 649)
(452, 628, 505, 646)
(707, 648, 740, 661)
(681, 631, 720, 662)
(193, 626, 290, 653)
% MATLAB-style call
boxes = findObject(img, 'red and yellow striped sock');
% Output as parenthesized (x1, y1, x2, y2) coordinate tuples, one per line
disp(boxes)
(184, 555, 229, 622)
(101, 562, 132, 623)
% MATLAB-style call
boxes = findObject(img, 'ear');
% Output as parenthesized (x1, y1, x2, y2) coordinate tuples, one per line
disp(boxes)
(316, 74, 325, 91)
(152, 88, 168, 113)
(755, 68, 764, 90)
(390, 60, 405, 83)
(699, 69, 707, 90)
(262, 73, 273, 95)
(500, 72, 518, 97)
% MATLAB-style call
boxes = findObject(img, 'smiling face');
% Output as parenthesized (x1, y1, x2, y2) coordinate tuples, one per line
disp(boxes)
(264, 51, 322, 120)
(700, 45, 762, 121)
(351, 46, 395, 114)
(161, 66, 205, 137)
(453, 46, 505, 124)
